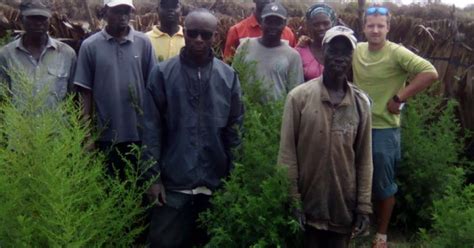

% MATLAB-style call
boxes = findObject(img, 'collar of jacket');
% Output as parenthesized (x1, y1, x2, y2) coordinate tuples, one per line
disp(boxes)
(179, 47, 214, 68)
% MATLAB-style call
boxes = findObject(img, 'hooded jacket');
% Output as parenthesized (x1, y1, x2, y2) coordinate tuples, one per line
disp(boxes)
(143, 48, 244, 190)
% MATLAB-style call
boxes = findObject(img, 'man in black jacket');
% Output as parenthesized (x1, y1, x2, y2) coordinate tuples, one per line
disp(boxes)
(143, 8, 244, 248)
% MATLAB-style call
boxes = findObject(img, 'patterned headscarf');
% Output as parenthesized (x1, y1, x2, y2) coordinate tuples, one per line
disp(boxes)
(305, 3, 337, 26)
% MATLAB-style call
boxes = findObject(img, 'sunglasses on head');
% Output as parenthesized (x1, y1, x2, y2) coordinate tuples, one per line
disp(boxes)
(366, 7, 389, 16)
(186, 29, 213, 40)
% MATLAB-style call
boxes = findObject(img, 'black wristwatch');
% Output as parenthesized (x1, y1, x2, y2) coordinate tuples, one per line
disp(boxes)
(392, 95, 405, 104)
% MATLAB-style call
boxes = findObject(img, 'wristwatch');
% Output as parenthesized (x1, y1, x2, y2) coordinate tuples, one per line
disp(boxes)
(392, 95, 405, 104)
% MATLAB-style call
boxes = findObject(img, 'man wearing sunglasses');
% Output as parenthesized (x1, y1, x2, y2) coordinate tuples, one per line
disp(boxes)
(235, 2, 304, 100)
(146, 0, 184, 62)
(352, 6, 438, 248)
(143, 9, 244, 248)
(74, 0, 155, 177)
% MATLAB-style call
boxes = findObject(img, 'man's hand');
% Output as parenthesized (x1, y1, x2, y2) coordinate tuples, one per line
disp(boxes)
(387, 98, 403, 115)
(292, 208, 306, 231)
(146, 180, 166, 206)
(297, 35, 311, 48)
(352, 214, 370, 238)
(84, 133, 95, 152)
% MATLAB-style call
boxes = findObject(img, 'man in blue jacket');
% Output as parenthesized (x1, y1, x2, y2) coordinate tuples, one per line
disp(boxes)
(143, 8, 244, 248)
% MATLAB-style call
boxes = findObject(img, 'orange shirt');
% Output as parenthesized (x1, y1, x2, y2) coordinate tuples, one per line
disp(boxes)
(223, 14, 296, 61)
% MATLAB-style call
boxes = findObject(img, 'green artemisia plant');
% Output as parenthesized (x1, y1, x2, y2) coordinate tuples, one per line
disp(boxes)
(395, 83, 469, 233)
(199, 49, 301, 248)
(0, 69, 154, 247)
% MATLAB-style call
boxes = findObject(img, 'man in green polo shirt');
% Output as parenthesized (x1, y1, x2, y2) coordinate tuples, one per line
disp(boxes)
(352, 6, 438, 248)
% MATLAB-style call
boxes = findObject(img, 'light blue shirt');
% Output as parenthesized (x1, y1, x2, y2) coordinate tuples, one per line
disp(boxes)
(0, 35, 76, 107)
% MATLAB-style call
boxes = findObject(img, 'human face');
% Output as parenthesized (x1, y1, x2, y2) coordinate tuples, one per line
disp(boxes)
(22, 15, 49, 36)
(105, 5, 132, 30)
(363, 15, 390, 47)
(323, 37, 353, 75)
(307, 13, 332, 42)
(158, 2, 180, 26)
(254, 0, 274, 14)
(184, 14, 216, 59)
(261, 16, 286, 42)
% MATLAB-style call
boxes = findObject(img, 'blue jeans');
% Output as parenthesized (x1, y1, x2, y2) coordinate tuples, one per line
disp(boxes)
(372, 128, 401, 200)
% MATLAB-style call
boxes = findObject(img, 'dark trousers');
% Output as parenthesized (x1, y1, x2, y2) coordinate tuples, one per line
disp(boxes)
(148, 190, 211, 248)
(96, 141, 141, 181)
(304, 225, 351, 248)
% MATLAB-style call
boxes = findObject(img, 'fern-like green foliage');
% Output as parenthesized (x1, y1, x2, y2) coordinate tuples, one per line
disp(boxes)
(199, 50, 300, 247)
(0, 70, 153, 247)
(0, 31, 11, 47)
(395, 84, 467, 232)
(419, 184, 474, 248)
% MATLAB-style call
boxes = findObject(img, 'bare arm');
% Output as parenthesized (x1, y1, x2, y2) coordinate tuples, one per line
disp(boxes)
(398, 71, 438, 101)
(78, 88, 93, 120)
(387, 71, 438, 114)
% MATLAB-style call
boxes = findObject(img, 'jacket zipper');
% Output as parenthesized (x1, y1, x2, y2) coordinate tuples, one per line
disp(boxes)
(197, 67, 202, 180)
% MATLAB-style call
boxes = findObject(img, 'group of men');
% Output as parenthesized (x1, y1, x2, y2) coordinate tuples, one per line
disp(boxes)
(0, 0, 438, 247)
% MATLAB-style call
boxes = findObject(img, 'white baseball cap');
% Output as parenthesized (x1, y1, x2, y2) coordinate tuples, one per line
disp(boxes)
(104, 0, 135, 9)
(322, 26, 357, 49)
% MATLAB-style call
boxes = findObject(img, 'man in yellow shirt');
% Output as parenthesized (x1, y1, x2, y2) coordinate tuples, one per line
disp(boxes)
(146, 0, 184, 62)
(352, 6, 438, 248)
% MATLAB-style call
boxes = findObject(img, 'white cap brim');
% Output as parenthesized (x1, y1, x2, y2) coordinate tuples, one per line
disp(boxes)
(323, 35, 357, 49)
(105, 1, 135, 9)
(22, 9, 52, 18)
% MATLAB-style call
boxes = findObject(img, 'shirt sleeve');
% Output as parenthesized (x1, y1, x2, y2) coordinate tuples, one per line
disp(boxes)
(73, 42, 93, 90)
(142, 64, 165, 181)
(142, 38, 157, 83)
(354, 95, 373, 214)
(67, 50, 77, 94)
(222, 71, 244, 169)
(277, 93, 302, 203)
(395, 45, 438, 77)
(0, 51, 11, 91)
(223, 25, 239, 62)
(288, 52, 305, 90)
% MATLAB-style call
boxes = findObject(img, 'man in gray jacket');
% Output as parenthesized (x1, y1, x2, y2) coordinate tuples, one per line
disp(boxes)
(143, 9, 244, 248)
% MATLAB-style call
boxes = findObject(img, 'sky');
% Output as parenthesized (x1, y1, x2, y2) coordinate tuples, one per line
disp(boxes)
(401, 0, 473, 8)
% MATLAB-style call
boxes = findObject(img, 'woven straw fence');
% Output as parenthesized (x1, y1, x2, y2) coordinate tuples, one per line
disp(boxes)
(1, 2, 473, 151)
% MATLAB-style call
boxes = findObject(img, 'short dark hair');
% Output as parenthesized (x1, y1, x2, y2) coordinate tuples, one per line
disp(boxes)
(184, 8, 217, 27)
(188, 8, 212, 15)
(159, 0, 179, 8)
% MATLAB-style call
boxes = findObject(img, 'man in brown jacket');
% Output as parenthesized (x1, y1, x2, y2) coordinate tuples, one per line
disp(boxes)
(278, 26, 373, 247)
